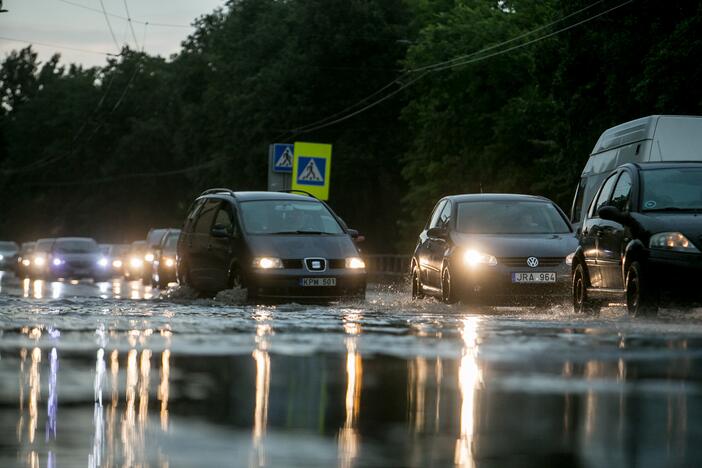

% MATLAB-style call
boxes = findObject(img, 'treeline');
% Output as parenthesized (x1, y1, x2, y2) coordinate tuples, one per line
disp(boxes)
(1, 0, 701, 252)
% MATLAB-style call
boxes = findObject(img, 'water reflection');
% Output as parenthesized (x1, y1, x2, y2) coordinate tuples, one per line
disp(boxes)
(454, 318, 481, 468)
(338, 312, 363, 468)
(251, 309, 272, 467)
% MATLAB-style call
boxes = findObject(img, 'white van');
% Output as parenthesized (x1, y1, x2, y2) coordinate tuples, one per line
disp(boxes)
(570, 115, 702, 229)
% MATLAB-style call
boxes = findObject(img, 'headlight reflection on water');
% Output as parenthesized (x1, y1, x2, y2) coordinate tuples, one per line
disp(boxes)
(455, 318, 482, 468)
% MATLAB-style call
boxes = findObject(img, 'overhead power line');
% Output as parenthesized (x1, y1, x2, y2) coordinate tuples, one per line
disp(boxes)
(122, 0, 141, 50)
(57, 0, 191, 28)
(283, 0, 634, 137)
(98, 0, 121, 52)
(0, 35, 118, 56)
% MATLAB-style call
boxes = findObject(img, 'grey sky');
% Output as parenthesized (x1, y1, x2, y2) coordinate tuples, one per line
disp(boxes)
(0, 0, 226, 67)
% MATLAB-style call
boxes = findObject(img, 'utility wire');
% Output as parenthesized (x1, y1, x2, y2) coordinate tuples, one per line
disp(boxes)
(98, 0, 122, 52)
(122, 0, 140, 50)
(0, 35, 118, 56)
(284, 0, 634, 137)
(57, 0, 191, 28)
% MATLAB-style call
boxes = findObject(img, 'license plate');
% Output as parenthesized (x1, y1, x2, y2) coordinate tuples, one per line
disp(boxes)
(301, 278, 336, 287)
(512, 272, 557, 283)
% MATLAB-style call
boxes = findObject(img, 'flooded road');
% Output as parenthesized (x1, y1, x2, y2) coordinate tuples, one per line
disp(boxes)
(1, 272, 702, 467)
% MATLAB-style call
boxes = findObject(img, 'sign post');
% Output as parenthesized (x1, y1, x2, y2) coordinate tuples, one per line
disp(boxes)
(292, 142, 332, 200)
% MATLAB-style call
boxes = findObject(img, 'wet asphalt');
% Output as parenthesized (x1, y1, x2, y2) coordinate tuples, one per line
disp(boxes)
(0, 271, 701, 467)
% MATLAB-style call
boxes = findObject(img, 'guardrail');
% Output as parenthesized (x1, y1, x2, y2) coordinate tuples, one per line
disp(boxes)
(364, 254, 411, 280)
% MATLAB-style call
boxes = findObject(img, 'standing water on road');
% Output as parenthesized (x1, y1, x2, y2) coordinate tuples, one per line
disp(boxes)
(1, 273, 701, 467)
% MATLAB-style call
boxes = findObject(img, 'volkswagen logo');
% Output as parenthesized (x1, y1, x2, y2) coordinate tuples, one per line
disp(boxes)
(526, 257, 539, 268)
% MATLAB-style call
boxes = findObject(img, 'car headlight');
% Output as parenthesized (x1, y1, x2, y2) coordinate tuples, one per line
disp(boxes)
(52, 258, 64, 266)
(565, 253, 575, 266)
(112, 259, 123, 268)
(144, 253, 155, 263)
(130, 257, 144, 268)
(0, 254, 4, 261)
(463, 249, 497, 267)
(34, 256, 46, 267)
(164, 257, 175, 268)
(252, 257, 283, 269)
(345, 257, 366, 269)
(22, 259, 31, 266)
(649, 232, 701, 253)
(97, 257, 109, 267)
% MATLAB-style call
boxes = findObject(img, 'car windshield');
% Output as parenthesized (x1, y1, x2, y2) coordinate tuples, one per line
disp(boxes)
(240, 200, 344, 235)
(0, 241, 18, 251)
(35, 240, 54, 253)
(456, 201, 571, 234)
(164, 234, 179, 249)
(641, 167, 702, 211)
(54, 240, 99, 254)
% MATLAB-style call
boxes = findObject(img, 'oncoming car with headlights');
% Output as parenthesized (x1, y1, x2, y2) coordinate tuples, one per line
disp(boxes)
(177, 189, 366, 301)
(411, 194, 578, 304)
(572, 162, 702, 315)
(47, 237, 110, 281)
(151, 229, 180, 288)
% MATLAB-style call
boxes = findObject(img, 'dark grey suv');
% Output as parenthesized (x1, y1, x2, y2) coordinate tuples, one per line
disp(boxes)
(177, 189, 367, 301)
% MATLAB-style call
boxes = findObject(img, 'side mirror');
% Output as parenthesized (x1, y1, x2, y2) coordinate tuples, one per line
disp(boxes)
(210, 224, 230, 238)
(347, 229, 365, 243)
(426, 227, 448, 239)
(598, 205, 630, 224)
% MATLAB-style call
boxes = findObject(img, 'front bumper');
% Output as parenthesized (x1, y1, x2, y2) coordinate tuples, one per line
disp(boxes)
(49, 264, 110, 279)
(645, 249, 702, 302)
(452, 262, 571, 305)
(248, 268, 367, 301)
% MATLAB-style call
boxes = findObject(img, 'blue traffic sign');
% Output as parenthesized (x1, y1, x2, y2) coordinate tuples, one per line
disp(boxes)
(272, 143, 294, 173)
(296, 156, 326, 186)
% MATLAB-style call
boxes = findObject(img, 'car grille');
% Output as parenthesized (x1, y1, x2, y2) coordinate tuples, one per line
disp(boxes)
(282, 259, 303, 269)
(305, 258, 327, 271)
(67, 260, 92, 268)
(282, 259, 346, 269)
(498, 257, 563, 268)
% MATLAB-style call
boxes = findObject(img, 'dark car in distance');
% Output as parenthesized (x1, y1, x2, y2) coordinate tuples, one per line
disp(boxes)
(572, 162, 702, 315)
(0, 241, 19, 272)
(16, 241, 35, 278)
(412, 194, 578, 304)
(177, 189, 367, 301)
(151, 229, 180, 288)
(48, 237, 110, 281)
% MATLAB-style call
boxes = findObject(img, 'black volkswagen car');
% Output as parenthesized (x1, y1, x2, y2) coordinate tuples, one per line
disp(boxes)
(411, 194, 577, 304)
(177, 189, 366, 301)
(572, 162, 702, 315)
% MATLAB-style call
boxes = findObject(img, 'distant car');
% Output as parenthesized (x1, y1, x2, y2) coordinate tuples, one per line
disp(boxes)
(151, 229, 180, 288)
(143, 228, 170, 283)
(16, 241, 35, 278)
(0, 241, 19, 272)
(124, 241, 147, 280)
(411, 194, 578, 304)
(47, 237, 110, 281)
(30, 238, 55, 279)
(572, 162, 702, 315)
(107, 244, 130, 277)
(177, 189, 367, 301)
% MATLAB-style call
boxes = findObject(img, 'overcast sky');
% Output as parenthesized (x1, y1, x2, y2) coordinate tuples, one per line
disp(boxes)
(0, 0, 226, 67)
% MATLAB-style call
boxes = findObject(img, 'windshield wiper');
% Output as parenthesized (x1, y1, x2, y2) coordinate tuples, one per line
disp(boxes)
(644, 207, 702, 213)
(270, 230, 330, 235)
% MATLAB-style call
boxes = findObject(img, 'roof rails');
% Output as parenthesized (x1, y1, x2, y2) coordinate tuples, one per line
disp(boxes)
(199, 188, 236, 197)
(278, 189, 317, 198)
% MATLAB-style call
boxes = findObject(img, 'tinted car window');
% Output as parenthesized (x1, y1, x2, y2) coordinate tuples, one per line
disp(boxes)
(610, 172, 633, 212)
(571, 178, 587, 223)
(193, 200, 220, 234)
(428, 201, 447, 229)
(641, 167, 702, 211)
(0, 241, 18, 251)
(591, 173, 618, 217)
(213, 204, 236, 236)
(164, 234, 179, 249)
(54, 240, 99, 254)
(456, 201, 571, 234)
(35, 240, 55, 253)
(240, 200, 343, 235)
(437, 201, 452, 229)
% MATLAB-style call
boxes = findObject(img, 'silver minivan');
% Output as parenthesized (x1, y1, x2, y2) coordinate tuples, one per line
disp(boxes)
(570, 115, 702, 231)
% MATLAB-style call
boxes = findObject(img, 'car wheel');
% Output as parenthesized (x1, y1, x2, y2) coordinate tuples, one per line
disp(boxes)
(572, 263, 600, 314)
(411, 265, 424, 300)
(441, 267, 458, 304)
(626, 261, 659, 316)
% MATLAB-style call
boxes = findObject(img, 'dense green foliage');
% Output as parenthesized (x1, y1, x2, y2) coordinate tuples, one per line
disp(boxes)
(1, 0, 701, 251)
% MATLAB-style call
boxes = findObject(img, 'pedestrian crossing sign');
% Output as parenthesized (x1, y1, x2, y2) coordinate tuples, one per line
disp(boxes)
(272, 143, 294, 173)
(292, 142, 332, 200)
